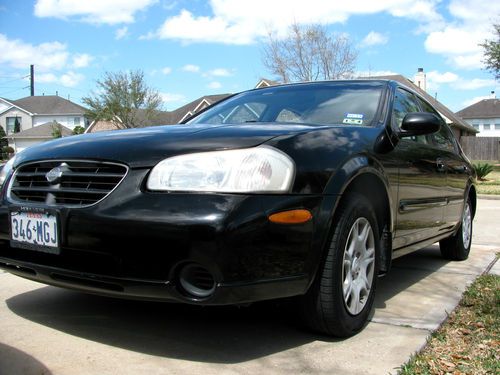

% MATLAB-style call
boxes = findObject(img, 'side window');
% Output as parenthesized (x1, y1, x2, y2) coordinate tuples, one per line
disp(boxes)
(393, 89, 429, 144)
(276, 109, 302, 123)
(432, 124, 456, 152)
(392, 89, 419, 129)
(222, 103, 266, 124)
(415, 96, 456, 152)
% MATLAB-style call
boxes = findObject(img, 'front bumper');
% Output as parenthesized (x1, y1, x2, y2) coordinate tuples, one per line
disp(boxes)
(0, 169, 333, 305)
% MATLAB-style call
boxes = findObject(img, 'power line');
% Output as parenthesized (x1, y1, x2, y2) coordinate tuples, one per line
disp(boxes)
(0, 87, 26, 96)
(0, 75, 29, 85)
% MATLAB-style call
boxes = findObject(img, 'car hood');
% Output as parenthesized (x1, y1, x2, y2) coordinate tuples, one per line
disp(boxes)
(14, 123, 327, 168)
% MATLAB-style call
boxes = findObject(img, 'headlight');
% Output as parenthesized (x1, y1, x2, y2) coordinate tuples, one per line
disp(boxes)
(147, 146, 295, 193)
(0, 156, 16, 187)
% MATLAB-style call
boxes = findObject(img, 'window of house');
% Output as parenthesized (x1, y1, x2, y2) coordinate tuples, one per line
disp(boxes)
(495, 124, 500, 130)
(74, 117, 81, 126)
(473, 124, 479, 129)
(483, 123, 491, 130)
(6, 117, 21, 134)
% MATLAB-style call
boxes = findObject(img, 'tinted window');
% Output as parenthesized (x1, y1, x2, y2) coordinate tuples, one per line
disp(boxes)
(432, 124, 456, 152)
(392, 89, 429, 144)
(188, 83, 383, 126)
(392, 89, 419, 128)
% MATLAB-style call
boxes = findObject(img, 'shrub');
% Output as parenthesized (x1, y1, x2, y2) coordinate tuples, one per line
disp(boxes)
(2, 146, 14, 154)
(473, 162, 494, 181)
(73, 125, 85, 135)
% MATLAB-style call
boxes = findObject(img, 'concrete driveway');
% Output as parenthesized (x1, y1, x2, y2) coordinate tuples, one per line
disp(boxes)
(0, 199, 498, 375)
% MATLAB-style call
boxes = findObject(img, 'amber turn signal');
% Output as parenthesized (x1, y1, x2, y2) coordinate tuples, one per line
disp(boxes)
(268, 209, 313, 224)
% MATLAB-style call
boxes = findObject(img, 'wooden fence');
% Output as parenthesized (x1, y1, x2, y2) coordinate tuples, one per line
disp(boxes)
(460, 136, 500, 161)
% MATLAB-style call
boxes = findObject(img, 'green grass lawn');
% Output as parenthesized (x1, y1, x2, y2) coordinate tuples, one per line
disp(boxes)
(399, 272, 500, 374)
(474, 162, 500, 195)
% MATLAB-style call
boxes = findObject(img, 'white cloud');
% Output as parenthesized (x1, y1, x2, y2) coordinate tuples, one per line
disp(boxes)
(453, 78, 496, 90)
(160, 92, 186, 103)
(115, 26, 129, 40)
(72, 53, 93, 68)
(426, 71, 459, 84)
(182, 64, 200, 73)
(424, 0, 500, 69)
(34, 0, 158, 25)
(462, 95, 491, 107)
(150, 0, 442, 45)
(0, 34, 91, 90)
(161, 67, 172, 75)
(60, 71, 84, 87)
(360, 31, 388, 47)
(0, 34, 69, 71)
(207, 81, 222, 89)
(205, 68, 233, 77)
(37, 73, 59, 83)
(37, 71, 84, 87)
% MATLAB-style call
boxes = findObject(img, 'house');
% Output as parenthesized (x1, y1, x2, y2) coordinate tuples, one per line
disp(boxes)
(456, 93, 500, 137)
(0, 95, 88, 136)
(363, 69, 478, 140)
(6, 121, 73, 152)
(255, 78, 279, 89)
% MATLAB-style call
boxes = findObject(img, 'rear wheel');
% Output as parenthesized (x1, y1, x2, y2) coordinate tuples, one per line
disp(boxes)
(439, 197, 473, 261)
(300, 193, 379, 337)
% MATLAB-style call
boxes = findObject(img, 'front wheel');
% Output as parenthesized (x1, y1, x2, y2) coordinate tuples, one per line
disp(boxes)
(300, 193, 379, 337)
(439, 197, 473, 261)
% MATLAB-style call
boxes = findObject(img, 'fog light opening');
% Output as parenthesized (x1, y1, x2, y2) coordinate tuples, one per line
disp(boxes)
(178, 263, 216, 298)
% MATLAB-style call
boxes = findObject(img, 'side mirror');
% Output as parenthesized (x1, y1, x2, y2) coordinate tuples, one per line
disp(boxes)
(400, 112, 441, 137)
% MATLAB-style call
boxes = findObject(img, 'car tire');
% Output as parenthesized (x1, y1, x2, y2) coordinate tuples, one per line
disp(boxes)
(439, 197, 473, 261)
(300, 193, 380, 337)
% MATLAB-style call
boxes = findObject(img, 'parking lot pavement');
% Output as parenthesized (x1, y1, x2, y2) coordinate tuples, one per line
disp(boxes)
(0, 200, 498, 375)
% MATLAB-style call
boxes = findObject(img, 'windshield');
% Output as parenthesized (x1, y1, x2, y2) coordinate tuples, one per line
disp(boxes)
(187, 82, 384, 127)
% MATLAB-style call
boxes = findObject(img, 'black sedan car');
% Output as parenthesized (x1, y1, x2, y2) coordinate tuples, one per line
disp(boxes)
(0, 80, 475, 337)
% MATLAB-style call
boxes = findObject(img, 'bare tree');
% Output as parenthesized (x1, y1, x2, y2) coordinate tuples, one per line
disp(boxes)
(262, 23, 357, 83)
(83, 70, 163, 129)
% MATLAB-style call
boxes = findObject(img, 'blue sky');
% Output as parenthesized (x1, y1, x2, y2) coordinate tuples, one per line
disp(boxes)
(0, 0, 499, 113)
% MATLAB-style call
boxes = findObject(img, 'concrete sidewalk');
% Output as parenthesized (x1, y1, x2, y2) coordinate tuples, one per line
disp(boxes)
(0, 244, 497, 375)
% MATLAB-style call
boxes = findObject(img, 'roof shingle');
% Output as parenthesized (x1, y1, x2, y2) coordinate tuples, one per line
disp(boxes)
(12, 95, 86, 115)
(6, 121, 73, 139)
(456, 99, 500, 119)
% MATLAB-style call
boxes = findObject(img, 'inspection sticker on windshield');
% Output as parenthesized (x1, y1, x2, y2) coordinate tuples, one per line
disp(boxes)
(343, 113, 364, 125)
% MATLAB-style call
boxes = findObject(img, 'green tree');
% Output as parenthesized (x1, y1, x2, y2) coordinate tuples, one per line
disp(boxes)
(480, 23, 500, 80)
(0, 127, 8, 159)
(13, 117, 20, 133)
(262, 22, 357, 83)
(51, 123, 62, 138)
(82, 70, 163, 128)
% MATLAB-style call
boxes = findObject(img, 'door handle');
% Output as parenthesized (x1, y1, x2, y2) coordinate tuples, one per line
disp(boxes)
(436, 158, 446, 172)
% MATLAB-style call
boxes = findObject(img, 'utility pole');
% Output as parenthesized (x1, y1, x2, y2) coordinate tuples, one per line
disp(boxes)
(30, 64, 34, 96)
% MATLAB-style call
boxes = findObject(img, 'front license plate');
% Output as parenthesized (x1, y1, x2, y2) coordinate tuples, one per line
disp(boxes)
(10, 210, 60, 254)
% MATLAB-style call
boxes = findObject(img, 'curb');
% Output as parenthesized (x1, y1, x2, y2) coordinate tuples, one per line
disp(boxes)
(478, 194, 500, 200)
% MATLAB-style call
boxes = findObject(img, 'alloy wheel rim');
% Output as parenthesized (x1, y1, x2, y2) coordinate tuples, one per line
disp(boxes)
(342, 217, 375, 315)
(462, 202, 472, 249)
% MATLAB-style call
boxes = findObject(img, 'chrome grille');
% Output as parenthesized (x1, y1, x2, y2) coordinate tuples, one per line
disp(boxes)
(9, 160, 128, 207)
